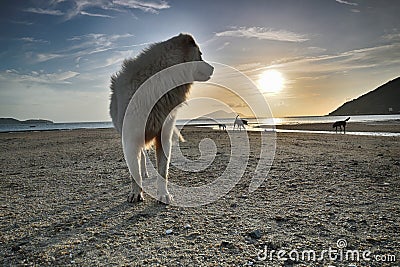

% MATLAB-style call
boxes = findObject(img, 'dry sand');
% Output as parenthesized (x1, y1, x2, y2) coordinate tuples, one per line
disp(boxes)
(1, 127, 399, 266)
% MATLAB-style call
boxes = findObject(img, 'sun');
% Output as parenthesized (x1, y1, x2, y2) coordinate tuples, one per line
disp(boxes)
(258, 70, 284, 93)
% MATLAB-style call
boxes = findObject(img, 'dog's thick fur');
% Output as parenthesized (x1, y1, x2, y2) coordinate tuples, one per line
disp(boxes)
(110, 33, 213, 204)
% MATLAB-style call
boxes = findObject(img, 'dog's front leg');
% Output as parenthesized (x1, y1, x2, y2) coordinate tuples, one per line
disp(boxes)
(140, 149, 149, 179)
(155, 121, 174, 204)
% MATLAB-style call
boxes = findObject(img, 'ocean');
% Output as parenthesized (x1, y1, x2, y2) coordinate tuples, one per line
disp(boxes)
(177, 114, 400, 127)
(1, 114, 399, 136)
(0, 121, 114, 133)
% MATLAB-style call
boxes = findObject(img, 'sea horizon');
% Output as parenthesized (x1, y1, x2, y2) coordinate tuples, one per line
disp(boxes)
(1, 114, 399, 135)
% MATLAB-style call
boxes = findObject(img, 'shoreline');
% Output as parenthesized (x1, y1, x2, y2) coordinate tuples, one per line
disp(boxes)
(1, 115, 399, 134)
(273, 121, 400, 133)
(1, 121, 399, 135)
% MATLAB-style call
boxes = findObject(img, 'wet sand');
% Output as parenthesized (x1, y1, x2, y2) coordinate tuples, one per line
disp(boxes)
(1, 128, 399, 266)
(272, 120, 400, 133)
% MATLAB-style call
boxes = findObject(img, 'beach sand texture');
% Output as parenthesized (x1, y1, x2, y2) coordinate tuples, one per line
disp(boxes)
(1, 128, 399, 266)
(275, 121, 400, 133)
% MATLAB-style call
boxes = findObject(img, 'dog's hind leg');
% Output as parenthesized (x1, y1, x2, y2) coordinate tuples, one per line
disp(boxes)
(127, 153, 144, 203)
(123, 136, 144, 203)
(155, 119, 174, 204)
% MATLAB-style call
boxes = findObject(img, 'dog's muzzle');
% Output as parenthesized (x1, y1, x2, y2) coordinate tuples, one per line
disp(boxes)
(195, 61, 214, 82)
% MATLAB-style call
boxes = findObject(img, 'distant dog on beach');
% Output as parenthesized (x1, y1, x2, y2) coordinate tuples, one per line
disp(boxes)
(218, 124, 226, 130)
(110, 34, 214, 204)
(332, 117, 350, 133)
(233, 115, 247, 131)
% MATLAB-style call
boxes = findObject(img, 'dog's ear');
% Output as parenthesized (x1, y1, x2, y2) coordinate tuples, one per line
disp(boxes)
(179, 34, 197, 47)
(176, 33, 202, 61)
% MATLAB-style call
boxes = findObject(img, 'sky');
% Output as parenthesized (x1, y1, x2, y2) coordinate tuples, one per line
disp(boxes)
(0, 0, 399, 122)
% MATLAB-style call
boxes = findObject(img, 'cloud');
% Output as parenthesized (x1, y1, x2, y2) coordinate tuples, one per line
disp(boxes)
(49, 71, 80, 81)
(215, 27, 309, 42)
(80, 11, 114, 18)
(19, 32, 135, 66)
(10, 20, 34, 26)
(216, 42, 230, 51)
(233, 43, 400, 81)
(272, 44, 400, 73)
(18, 37, 48, 44)
(307, 46, 327, 53)
(383, 32, 400, 41)
(68, 33, 135, 42)
(63, 0, 107, 20)
(335, 0, 358, 6)
(24, 51, 64, 63)
(0, 69, 79, 85)
(24, 0, 171, 20)
(235, 62, 263, 72)
(113, 0, 170, 14)
(23, 7, 64, 16)
(35, 53, 64, 62)
(97, 50, 133, 69)
(66, 33, 135, 55)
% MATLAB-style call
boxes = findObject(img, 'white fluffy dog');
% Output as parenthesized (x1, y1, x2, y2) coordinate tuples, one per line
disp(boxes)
(110, 34, 214, 204)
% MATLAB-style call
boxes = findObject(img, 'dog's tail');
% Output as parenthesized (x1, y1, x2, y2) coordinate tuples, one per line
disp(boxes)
(345, 117, 350, 122)
(173, 127, 185, 142)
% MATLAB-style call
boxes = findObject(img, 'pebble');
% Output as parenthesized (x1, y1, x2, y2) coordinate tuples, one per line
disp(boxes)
(248, 229, 262, 239)
(220, 241, 235, 249)
(11, 244, 22, 252)
(166, 229, 173, 235)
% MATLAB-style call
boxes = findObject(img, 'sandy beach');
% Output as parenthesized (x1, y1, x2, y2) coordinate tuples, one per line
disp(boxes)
(1, 127, 399, 266)
(274, 120, 400, 133)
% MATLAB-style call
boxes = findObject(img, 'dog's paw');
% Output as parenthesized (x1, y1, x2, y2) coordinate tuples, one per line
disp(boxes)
(127, 190, 144, 203)
(157, 193, 172, 205)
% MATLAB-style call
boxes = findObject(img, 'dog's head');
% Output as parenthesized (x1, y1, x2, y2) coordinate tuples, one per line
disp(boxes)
(169, 33, 214, 82)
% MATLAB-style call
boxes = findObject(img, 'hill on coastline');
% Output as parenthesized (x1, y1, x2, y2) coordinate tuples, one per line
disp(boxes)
(329, 77, 400, 116)
(0, 118, 54, 125)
